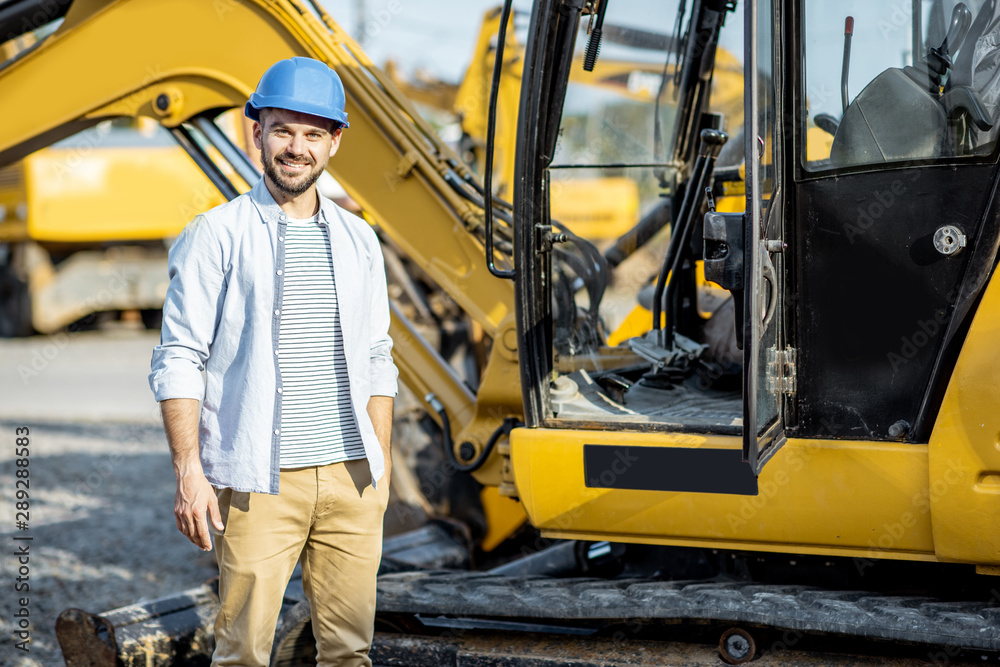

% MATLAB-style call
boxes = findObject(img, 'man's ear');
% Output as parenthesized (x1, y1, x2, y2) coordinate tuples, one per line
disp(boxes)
(252, 121, 263, 150)
(329, 127, 343, 158)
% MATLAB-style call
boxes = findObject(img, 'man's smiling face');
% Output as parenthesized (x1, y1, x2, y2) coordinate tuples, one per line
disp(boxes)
(254, 107, 342, 198)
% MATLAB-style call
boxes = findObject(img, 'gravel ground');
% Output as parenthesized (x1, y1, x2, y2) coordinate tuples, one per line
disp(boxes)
(0, 419, 219, 666)
(0, 329, 437, 666)
(0, 330, 219, 665)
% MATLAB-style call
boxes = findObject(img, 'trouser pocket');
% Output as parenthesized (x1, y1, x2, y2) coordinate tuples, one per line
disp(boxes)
(213, 487, 233, 537)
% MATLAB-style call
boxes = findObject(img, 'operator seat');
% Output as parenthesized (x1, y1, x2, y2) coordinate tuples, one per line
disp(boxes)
(828, 69, 947, 167)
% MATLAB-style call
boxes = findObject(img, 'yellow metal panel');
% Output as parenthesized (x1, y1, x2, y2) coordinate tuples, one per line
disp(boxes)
(928, 273, 1000, 564)
(24, 146, 225, 242)
(606, 304, 657, 347)
(716, 182, 745, 213)
(511, 429, 938, 561)
(806, 125, 834, 162)
(0, 220, 28, 242)
(453, 315, 524, 487)
(550, 177, 639, 240)
(479, 486, 527, 552)
(0, 162, 26, 241)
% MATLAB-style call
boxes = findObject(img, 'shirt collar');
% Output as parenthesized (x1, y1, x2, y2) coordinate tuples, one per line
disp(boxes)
(249, 177, 337, 226)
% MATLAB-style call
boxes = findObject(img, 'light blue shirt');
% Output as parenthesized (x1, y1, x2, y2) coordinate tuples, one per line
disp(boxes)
(149, 179, 398, 494)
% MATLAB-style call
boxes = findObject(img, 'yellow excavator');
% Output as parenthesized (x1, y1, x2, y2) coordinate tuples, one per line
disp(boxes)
(0, 31, 234, 337)
(3, 0, 1000, 664)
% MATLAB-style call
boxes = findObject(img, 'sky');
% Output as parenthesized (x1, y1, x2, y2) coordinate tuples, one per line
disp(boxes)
(319, 0, 534, 82)
(326, 0, 994, 128)
(316, 0, 747, 82)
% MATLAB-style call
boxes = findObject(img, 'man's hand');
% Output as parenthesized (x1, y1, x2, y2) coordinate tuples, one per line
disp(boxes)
(161, 398, 223, 550)
(175, 471, 224, 551)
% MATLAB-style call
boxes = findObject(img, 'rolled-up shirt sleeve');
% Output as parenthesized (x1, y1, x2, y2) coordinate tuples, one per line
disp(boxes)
(149, 215, 227, 401)
(368, 237, 398, 398)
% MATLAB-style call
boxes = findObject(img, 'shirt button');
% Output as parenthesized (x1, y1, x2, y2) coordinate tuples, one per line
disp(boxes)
(276, 269, 283, 276)
(274, 350, 279, 356)
(274, 309, 280, 316)
(274, 429, 280, 435)
(277, 387, 283, 394)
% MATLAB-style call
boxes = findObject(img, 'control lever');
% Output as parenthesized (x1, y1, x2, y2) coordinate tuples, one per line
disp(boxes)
(841, 16, 853, 113)
(941, 3, 972, 59)
(652, 129, 727, 347)
(900, 2, 991, 131)
(926, 3, 972, 91)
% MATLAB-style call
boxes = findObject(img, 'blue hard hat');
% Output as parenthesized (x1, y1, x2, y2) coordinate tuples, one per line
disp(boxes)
(245, 57, 349, 128)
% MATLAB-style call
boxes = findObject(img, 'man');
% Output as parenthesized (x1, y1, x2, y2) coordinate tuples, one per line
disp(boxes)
(149, 57, 397, 666)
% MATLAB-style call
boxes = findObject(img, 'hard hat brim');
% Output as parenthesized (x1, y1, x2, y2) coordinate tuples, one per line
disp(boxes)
(245, 97, 349, 129)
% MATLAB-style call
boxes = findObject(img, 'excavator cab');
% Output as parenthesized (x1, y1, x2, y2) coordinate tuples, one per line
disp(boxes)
(508, 0, 1000, 523)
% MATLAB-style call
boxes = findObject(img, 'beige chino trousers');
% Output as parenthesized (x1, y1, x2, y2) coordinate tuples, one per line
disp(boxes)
(210, 460, 388, 667)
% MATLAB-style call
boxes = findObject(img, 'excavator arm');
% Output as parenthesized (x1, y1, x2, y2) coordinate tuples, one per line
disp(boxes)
(0, 0, 522, 483)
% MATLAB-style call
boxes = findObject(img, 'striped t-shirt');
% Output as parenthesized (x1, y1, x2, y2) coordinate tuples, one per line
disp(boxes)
(277, 214, 366, 467)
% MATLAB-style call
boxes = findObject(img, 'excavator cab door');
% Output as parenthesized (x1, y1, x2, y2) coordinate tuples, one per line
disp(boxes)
(743, 0, 789, 474)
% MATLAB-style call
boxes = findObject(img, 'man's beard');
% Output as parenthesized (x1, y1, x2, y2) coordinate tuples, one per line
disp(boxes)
(261, 144, 327, 197)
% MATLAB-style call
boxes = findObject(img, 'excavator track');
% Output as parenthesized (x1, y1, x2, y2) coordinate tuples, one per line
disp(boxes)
(375, 570, 1000, 655)
(367, 631, 979, 667)
(56, 535, 1000, 665)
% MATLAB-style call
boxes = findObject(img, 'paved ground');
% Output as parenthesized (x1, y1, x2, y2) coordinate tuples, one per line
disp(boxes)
(0, 328, 218, 665)
(0, 328, 162, 424)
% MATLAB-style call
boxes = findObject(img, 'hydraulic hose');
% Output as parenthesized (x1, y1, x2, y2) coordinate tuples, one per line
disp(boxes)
(425, 393, 522, 473)
(604, 198, 672, 268)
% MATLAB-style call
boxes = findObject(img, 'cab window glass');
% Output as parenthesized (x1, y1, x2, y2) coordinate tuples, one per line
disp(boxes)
(802, 0, 999, 171)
